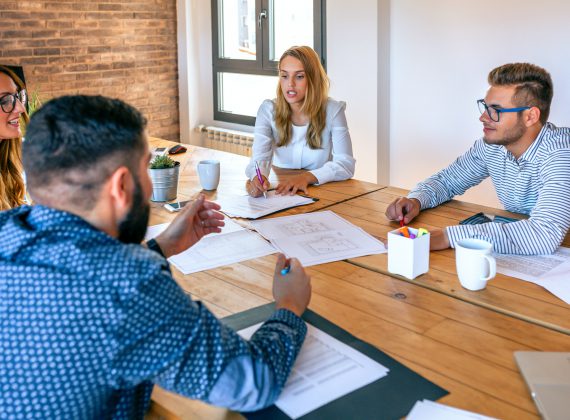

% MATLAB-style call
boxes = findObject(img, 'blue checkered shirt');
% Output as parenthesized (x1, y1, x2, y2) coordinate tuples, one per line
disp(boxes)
(0, 205, 306, 419)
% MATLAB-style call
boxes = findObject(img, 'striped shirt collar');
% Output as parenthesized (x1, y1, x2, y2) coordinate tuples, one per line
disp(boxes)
(517, 122, 551, 163)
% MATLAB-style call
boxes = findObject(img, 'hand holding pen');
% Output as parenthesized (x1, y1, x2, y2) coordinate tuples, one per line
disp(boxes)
(246, 161, 270, 198)
(273, 254, 311, 317)
(255, 161, 268, 199)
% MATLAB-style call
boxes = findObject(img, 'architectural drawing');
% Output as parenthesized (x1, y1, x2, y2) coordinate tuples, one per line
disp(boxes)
(301, 234, 358, 256)
(279, 220, 330, 236)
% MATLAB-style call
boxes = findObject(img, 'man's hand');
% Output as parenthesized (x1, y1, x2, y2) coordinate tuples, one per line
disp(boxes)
(275, 172, 317, 196)
(385, 197, 421, 225)
(429, 228, 450, 250)
(273, 254, 311, 317)
(246, 175, 270, 197)
(155, 194, 225, 258)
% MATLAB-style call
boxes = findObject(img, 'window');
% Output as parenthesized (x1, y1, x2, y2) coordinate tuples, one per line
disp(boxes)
(212, 0, 326, 125)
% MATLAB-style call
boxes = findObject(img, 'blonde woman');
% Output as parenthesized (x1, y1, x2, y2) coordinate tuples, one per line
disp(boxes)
(245, 46, 355, 197)
(0, 65, 27, 210)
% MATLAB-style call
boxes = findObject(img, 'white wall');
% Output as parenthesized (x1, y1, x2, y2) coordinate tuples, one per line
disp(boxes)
(327, 0, 378, 183)
(178, 0, 570, 200)
(389, 0, 570, 207)
(178, 0, 380, 183)
(177, 0, 214, 146)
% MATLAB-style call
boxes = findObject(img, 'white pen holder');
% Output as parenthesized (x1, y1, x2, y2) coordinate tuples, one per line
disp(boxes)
(387, 228, 430, 280)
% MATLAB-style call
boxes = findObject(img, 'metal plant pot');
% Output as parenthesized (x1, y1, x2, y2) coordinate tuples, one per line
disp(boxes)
(149, 161, 180, 202)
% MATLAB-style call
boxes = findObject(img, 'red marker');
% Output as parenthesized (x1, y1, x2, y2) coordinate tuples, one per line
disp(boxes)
(400, 208, 407, 227)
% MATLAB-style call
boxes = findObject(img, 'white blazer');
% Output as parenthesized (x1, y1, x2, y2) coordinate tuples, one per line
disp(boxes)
(245, 98, 356, 184)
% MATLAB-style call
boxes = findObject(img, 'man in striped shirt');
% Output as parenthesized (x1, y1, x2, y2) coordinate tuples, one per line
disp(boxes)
(386, 63, 570, 255)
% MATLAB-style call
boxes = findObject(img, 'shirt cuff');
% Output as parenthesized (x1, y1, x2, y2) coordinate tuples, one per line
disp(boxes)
(407, 191, 431, 210)
(268, 308, 307, 337)
(445, 225, 477, 248)
(308, 168, 331, 185)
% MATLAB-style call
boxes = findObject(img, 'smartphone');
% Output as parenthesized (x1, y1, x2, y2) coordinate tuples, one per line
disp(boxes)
(460, 212, 518, 225)
(164, 200, 190, 212)
(152, 147, 168, 157)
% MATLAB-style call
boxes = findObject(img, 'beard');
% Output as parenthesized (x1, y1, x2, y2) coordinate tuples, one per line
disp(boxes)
(118, 177, 150, 244)
(483, 115, 526, 146)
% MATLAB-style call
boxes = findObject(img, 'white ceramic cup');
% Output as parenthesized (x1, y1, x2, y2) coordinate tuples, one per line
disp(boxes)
(455, 238, 497, 291)
(197, 160, 220, 190)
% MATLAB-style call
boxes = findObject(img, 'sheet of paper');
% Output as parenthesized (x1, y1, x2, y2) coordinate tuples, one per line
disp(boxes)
(144, 222, 169, 241)
(144, 219, 276, 274)
(145, 217, 245, 242)
(407, 399, 498, 420)
(251, 211, 386, 266)
(169, 228, 275, 274)
(495, 247, 570, 304)
(239, 323, 389, 419)
(216, 191, 314, 219)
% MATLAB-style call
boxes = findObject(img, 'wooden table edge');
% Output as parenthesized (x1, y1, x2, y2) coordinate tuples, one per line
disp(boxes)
(348, 259, 570, 336)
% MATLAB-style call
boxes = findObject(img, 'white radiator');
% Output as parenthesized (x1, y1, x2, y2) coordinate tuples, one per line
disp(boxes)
(199, 125, 254, 157)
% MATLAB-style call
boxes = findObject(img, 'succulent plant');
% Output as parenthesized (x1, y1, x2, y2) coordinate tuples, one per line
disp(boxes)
(149, 155, 177, 169)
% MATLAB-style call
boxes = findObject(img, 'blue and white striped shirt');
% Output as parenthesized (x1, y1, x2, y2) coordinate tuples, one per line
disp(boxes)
(408, 123, 570, 254)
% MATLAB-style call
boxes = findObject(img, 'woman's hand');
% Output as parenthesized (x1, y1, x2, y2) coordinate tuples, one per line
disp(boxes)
(246, 175, 270, 197)
(275, 172, 317, 195)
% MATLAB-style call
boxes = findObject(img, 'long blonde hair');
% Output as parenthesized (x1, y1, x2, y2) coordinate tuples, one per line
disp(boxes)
(0, 66, 27, 210)
(275, 46, 329, 149)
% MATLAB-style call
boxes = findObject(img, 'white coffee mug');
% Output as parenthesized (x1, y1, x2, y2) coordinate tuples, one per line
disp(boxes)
(197, 160, 220, 190)
(455, 238, 497, 291)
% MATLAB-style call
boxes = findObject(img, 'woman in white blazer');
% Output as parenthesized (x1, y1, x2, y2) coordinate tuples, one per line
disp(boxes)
(245, 46, 355, 197)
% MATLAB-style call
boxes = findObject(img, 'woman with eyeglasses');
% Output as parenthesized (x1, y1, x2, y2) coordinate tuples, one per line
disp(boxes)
(245, 46, 356, 197)
(0, 65, 28, 210)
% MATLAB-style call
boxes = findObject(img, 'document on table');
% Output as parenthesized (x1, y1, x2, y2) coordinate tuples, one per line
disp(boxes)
(495, 247, 570, 304)
(239, 323, 389, 419)
(144, 218, 276, 274)
(216, 190, 314, 219)
(251, 210, 387, 266)
(407, 399, 498, 420)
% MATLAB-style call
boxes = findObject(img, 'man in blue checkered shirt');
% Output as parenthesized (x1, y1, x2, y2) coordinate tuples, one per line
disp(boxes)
(0, 95, 311, 419)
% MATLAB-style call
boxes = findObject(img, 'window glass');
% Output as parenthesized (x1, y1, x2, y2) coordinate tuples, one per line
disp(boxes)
(270, 0, 314, 61)
(219, 0, 256, 60)
(212, 0, 324, 125)
(219, 72, 278, 117)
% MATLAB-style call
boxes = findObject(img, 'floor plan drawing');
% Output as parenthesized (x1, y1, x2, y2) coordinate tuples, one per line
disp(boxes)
(251, 211, 386, 266)
(301, 234, 358, 256)
(279, 220, 330, 236)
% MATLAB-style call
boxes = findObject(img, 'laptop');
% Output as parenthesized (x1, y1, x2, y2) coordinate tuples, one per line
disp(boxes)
(514, 352, 570, 420)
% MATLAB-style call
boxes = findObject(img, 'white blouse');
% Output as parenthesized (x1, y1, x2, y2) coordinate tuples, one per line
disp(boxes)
(245, 98, 356, 185)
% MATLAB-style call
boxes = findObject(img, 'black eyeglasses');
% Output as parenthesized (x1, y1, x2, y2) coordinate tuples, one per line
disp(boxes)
(477, 99, 530, 122)
(0, 89, 28, 113)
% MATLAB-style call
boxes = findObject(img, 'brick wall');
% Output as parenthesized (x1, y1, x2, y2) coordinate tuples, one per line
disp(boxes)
(0, 0, 180, 141)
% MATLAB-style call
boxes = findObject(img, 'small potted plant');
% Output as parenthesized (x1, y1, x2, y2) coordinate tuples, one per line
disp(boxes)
(149, 155, 180, 202)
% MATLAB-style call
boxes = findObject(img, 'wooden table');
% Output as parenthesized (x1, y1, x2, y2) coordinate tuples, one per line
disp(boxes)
(145, 141, 570, 420)
(326, 186, 570, 335)
(148, 137, 382, 228)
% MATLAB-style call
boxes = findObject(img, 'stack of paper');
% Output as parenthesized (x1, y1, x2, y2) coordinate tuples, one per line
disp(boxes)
(215, 190, 314, 219)
(251, 210, 387, 266)
(144, 218, 276, 274)
(407, 400, 498, 420)
(239, 323, 389, 419)
(495, 247, 570, 304)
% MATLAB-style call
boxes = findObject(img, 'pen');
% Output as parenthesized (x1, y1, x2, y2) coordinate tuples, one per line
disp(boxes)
(281, 266, 291, 276)
(400, 208, 406, 227)
(255, 161, 267, 199)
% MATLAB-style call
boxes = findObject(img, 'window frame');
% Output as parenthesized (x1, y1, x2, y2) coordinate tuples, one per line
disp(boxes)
(211, 0, 326, 126)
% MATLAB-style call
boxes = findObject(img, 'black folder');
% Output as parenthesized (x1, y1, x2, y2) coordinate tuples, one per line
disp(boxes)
(222, 303, 448, 420)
